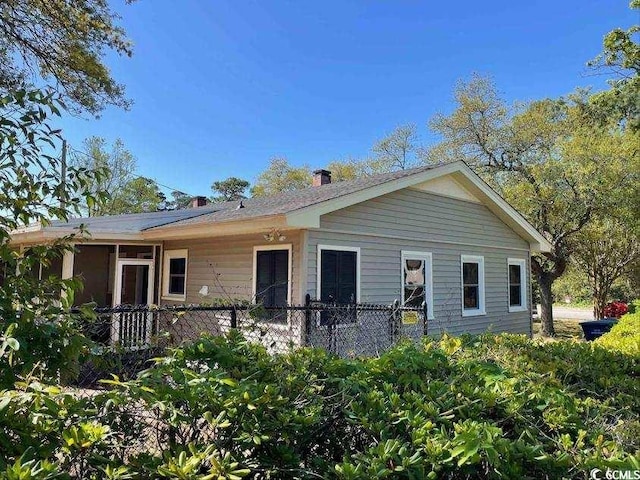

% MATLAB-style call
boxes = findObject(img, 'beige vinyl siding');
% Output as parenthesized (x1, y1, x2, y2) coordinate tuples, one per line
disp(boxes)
(307, 189, 532, 335)
(162, 231, 303, 306)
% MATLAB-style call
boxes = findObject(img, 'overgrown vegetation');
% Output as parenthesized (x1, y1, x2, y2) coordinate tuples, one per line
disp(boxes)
(1, 332, 638, 479)
(0, 90, 105, 388)
(596, 309, 640, 356)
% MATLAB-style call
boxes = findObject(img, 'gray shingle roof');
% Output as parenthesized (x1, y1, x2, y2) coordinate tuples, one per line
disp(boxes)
(42, 164, 437, 233)
(151, 165, 437, 229)
(46, 205, 220, 233)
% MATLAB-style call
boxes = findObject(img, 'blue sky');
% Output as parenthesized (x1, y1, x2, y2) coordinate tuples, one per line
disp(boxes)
(58, 0, 636, 198)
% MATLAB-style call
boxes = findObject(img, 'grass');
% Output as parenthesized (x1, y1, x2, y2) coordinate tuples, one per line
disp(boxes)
(532, 318, 584, 340)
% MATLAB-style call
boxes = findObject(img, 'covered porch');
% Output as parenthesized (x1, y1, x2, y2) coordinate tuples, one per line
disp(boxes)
(66, 243, 162, 349)
(68, 243, 162, 308)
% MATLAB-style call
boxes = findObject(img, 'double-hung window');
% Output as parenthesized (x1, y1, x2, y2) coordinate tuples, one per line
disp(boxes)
(162, 249, 188, 300)
(508, 258, 527, 312)
(401, 251, 434, 319)
(461, 255, 485, 316)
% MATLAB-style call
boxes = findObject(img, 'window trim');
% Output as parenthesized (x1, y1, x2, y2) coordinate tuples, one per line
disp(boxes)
(316, 245, 361, 303)
(507, 257, 527, 313)
(161, 249, 188, 301)
(252, 244, 293, 306)
(400, 251, 434, 320)
(461, 254, 486, 317)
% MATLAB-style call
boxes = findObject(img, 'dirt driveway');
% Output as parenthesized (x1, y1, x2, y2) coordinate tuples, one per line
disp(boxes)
(534, 305, 594, 321)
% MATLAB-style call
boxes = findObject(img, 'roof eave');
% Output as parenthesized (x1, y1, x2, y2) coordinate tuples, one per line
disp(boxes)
(10, 228, 145, 245)
(141, 214, 290, 240)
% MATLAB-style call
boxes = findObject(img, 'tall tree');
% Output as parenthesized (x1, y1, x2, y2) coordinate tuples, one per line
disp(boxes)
(0, 0, 134, 115)
(427, 76, 635, 336)
(211, 177, 250, 203)
(572, 218, 639, 319)
(586, 0, 640, 131)
(250, 127, 423, 197)
(166, 190, 193, 210)
(326, 158, 371, 181)
(70, 137, 164, 215)
(371, 124, 419, 172)
(251, 157, 312, 197)
(117, 177, 166, 213)
(567, 0, 640, 316)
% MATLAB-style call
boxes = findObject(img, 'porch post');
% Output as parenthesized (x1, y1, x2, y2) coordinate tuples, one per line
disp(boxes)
(61, 247, 74, 280)
(60, 246, 74, 303)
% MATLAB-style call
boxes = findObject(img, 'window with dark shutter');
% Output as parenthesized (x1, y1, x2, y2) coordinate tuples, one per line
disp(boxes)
(255, 249, 289, 323)
(320, 249, 357, 325)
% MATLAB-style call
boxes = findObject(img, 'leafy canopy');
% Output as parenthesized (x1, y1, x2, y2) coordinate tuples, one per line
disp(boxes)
(166, 190, 194, 210)
(0, 89, 105, 386)
(586, 0, 640, 130)
(211, 177, 250, 203)
(0, 0, 134, 115)
(371, 123, 420, 172)
(250, 125, 423, 197)
(70, 137, 165, 215)
(250, 157, 312, 197)
(427, 75, 638, 335)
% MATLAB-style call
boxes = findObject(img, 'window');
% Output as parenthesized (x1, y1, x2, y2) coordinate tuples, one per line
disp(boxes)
(162, 249, 188, 300)
(401, 251, 434, 319)
(508, 258, 527, 312)
(317, 245, 359, 325)
(253, 245, 291, 323)
(461, 255, 485, 316)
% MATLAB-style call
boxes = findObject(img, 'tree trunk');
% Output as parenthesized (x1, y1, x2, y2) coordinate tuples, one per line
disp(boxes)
(593, 298, 604, 320)
(538, 275, 555, 337)
(531, 251, 568, 338)
(593, 283, 609, 320)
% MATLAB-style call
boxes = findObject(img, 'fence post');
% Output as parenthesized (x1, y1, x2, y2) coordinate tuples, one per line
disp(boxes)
(304, 293, 311, 346)
(230, 307, 237, 329)
(390, 299, 400, 343)
(423, 301, 428, 337)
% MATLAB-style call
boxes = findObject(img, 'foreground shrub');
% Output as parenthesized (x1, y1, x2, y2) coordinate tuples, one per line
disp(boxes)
(1, 332, 638, 479)
(0, 89, 106, 389)
(596, 310, 640, 356)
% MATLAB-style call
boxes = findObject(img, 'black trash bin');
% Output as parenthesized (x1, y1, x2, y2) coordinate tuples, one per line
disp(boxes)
(579, 318, 618, 341)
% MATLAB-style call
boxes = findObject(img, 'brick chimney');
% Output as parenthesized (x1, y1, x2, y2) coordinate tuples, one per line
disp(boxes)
(312, 169, 331, 187)
(191, 196, 208, 208)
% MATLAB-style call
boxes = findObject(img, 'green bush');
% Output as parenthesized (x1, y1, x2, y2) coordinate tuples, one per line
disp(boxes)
(627, 299, 640, 314)
(1, 332, 638, 479)
(596, 310, 640, 356)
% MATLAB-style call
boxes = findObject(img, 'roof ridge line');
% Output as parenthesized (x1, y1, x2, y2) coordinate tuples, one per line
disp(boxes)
(283, 164, 437, 214)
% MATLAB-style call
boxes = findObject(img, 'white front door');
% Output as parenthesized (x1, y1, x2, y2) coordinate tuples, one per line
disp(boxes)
(112, 259, 155, 349)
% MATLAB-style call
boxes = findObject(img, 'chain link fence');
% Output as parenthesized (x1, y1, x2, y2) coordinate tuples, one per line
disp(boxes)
(75, 296, 427, 387)
(57, 298, 428, 464)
